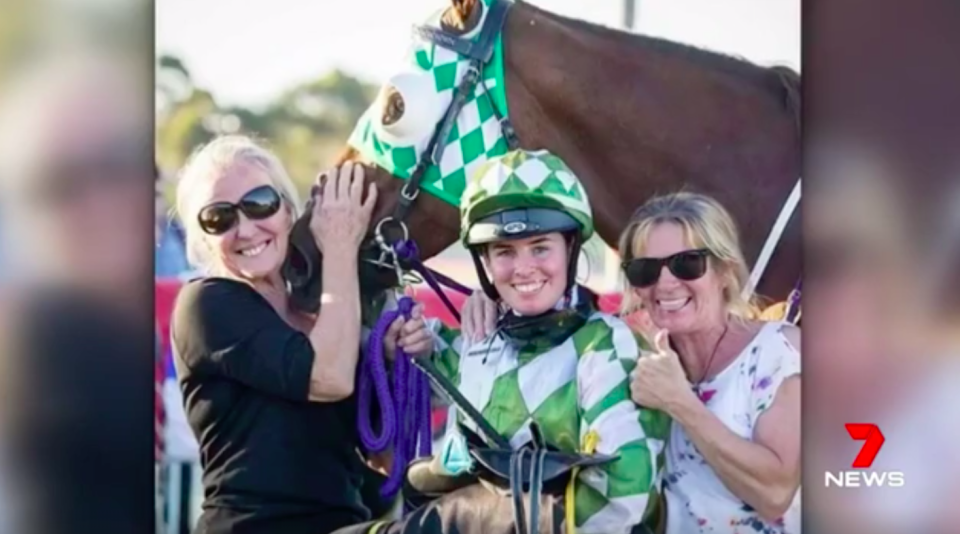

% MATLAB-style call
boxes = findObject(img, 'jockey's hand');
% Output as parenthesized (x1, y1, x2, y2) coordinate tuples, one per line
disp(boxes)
(384, 304, 434, 359)
(630, 328, 697, 414)
(461, 289, 497, 342)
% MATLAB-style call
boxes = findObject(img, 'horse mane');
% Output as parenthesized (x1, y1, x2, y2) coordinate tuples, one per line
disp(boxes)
(521, 1, 801, 129)
(770, 66, 801, 133)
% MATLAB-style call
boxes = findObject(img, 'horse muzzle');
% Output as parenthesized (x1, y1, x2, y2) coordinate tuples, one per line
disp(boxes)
(281, 207, 400, 314)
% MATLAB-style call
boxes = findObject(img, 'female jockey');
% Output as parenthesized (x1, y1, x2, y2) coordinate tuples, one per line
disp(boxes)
(361, 149, 669, 534)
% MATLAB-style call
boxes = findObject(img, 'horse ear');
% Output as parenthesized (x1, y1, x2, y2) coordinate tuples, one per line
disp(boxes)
(450, 0, 478, 24)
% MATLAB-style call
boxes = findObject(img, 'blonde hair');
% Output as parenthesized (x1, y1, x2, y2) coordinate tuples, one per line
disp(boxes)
(618, 192, 760, 320)
(174, 135, 302, 274)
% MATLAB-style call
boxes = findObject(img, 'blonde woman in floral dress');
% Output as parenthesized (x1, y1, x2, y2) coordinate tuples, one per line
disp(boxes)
(622, 193, 801, 534)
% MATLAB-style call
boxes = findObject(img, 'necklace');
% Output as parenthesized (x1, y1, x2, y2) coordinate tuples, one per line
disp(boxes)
(689, 322, 730, 390)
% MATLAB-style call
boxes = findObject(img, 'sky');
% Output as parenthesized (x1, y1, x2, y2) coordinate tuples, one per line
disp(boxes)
(156, 0, 800, 109)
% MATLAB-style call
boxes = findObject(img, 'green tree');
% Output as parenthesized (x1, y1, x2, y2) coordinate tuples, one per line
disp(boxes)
(156, 56, 379, 197)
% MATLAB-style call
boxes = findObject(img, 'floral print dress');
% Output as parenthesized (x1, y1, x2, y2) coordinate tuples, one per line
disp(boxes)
(663, 321, 801, 534)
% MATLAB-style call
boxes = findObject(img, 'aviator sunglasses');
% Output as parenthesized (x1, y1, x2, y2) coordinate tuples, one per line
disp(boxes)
(197, 185, 283, 235)
(621, 249, 712, 288)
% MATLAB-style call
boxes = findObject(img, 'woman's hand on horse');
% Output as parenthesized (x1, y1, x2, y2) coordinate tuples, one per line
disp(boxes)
(630, 328, 697, 413)
(384, 304, 434, 359)
(310, 161, 378, 255)
(462, 290, 497, 341)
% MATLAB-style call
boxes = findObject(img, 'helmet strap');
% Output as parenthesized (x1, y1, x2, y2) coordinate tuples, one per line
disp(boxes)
(564, 234, 583, 300)
(498, 284, 597, 350)
(466, 234, 596, 350)
(469, 247, 501, 301)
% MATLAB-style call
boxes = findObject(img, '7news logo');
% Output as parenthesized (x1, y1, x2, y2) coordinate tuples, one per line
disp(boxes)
(824, 423, 905, 488)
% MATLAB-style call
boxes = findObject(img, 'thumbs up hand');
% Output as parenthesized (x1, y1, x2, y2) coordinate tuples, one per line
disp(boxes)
(630, 328, 695, 413)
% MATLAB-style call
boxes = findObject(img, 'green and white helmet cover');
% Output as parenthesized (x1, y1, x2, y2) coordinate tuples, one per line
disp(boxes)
(460, 148, 594, 246)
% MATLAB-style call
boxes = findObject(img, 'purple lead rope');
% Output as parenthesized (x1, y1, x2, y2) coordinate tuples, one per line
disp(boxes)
(357, 295, 433, 499)
(394, 240, 472, 322)
(357, 239, 472, 501)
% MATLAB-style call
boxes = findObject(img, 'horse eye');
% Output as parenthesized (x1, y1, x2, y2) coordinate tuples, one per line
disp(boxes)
(380, 87, 405, 126)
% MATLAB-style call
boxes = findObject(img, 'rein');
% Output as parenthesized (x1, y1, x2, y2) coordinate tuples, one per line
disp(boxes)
(395, 240, 474, 321)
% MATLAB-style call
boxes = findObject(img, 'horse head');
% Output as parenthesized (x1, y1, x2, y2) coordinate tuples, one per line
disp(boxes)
(284, 0, 514, 313)
(282, 147, 458, 314)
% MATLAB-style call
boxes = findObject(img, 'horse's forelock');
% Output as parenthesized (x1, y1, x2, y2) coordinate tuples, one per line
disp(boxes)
(442, 0, 482, 33)
(452, 0, 479, 20)
(333, 146, 361, 166)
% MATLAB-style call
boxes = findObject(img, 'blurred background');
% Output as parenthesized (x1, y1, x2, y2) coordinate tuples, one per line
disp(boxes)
(0, 1, 155, 533)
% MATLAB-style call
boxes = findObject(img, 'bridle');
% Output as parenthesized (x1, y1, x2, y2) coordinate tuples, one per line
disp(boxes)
(350, 3, 598, 531)
(359, 0, 520, 287)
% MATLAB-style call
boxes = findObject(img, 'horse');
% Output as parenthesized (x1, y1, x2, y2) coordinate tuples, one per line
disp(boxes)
(321, 0, 800, 303)
(284, 0, 800, 532)
(286, 0, 801, 311)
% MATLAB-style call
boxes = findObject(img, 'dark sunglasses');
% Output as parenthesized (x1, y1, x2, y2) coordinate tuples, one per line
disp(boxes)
(197, 185, 282, 235)
(621, 249, 712, 288)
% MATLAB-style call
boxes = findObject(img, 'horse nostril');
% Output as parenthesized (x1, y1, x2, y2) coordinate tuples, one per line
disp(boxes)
(381, 87, 405, 126)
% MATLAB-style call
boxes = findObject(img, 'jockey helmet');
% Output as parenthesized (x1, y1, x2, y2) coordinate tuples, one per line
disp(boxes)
(459, 149, 594, 302)
(460, 149, 594, 247)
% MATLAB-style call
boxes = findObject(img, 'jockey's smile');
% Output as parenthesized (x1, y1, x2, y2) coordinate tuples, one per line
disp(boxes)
(486, 232, 569, 316)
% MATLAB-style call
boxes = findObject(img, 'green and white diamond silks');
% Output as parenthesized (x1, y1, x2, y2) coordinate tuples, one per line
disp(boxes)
(347, 0, 510, 207)
(428, 308, 669, 533)
(460, 148, 595, 244)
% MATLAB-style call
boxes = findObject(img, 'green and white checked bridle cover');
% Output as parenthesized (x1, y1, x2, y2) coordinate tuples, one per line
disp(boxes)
(460, 149, 595, 243)
(347, 0, 510, 207)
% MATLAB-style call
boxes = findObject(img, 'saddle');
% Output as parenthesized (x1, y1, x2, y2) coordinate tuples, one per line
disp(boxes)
(406, 423, 617, 534)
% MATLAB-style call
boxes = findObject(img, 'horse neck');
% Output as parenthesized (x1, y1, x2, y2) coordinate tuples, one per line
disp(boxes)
(503, 4, 800, 247)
